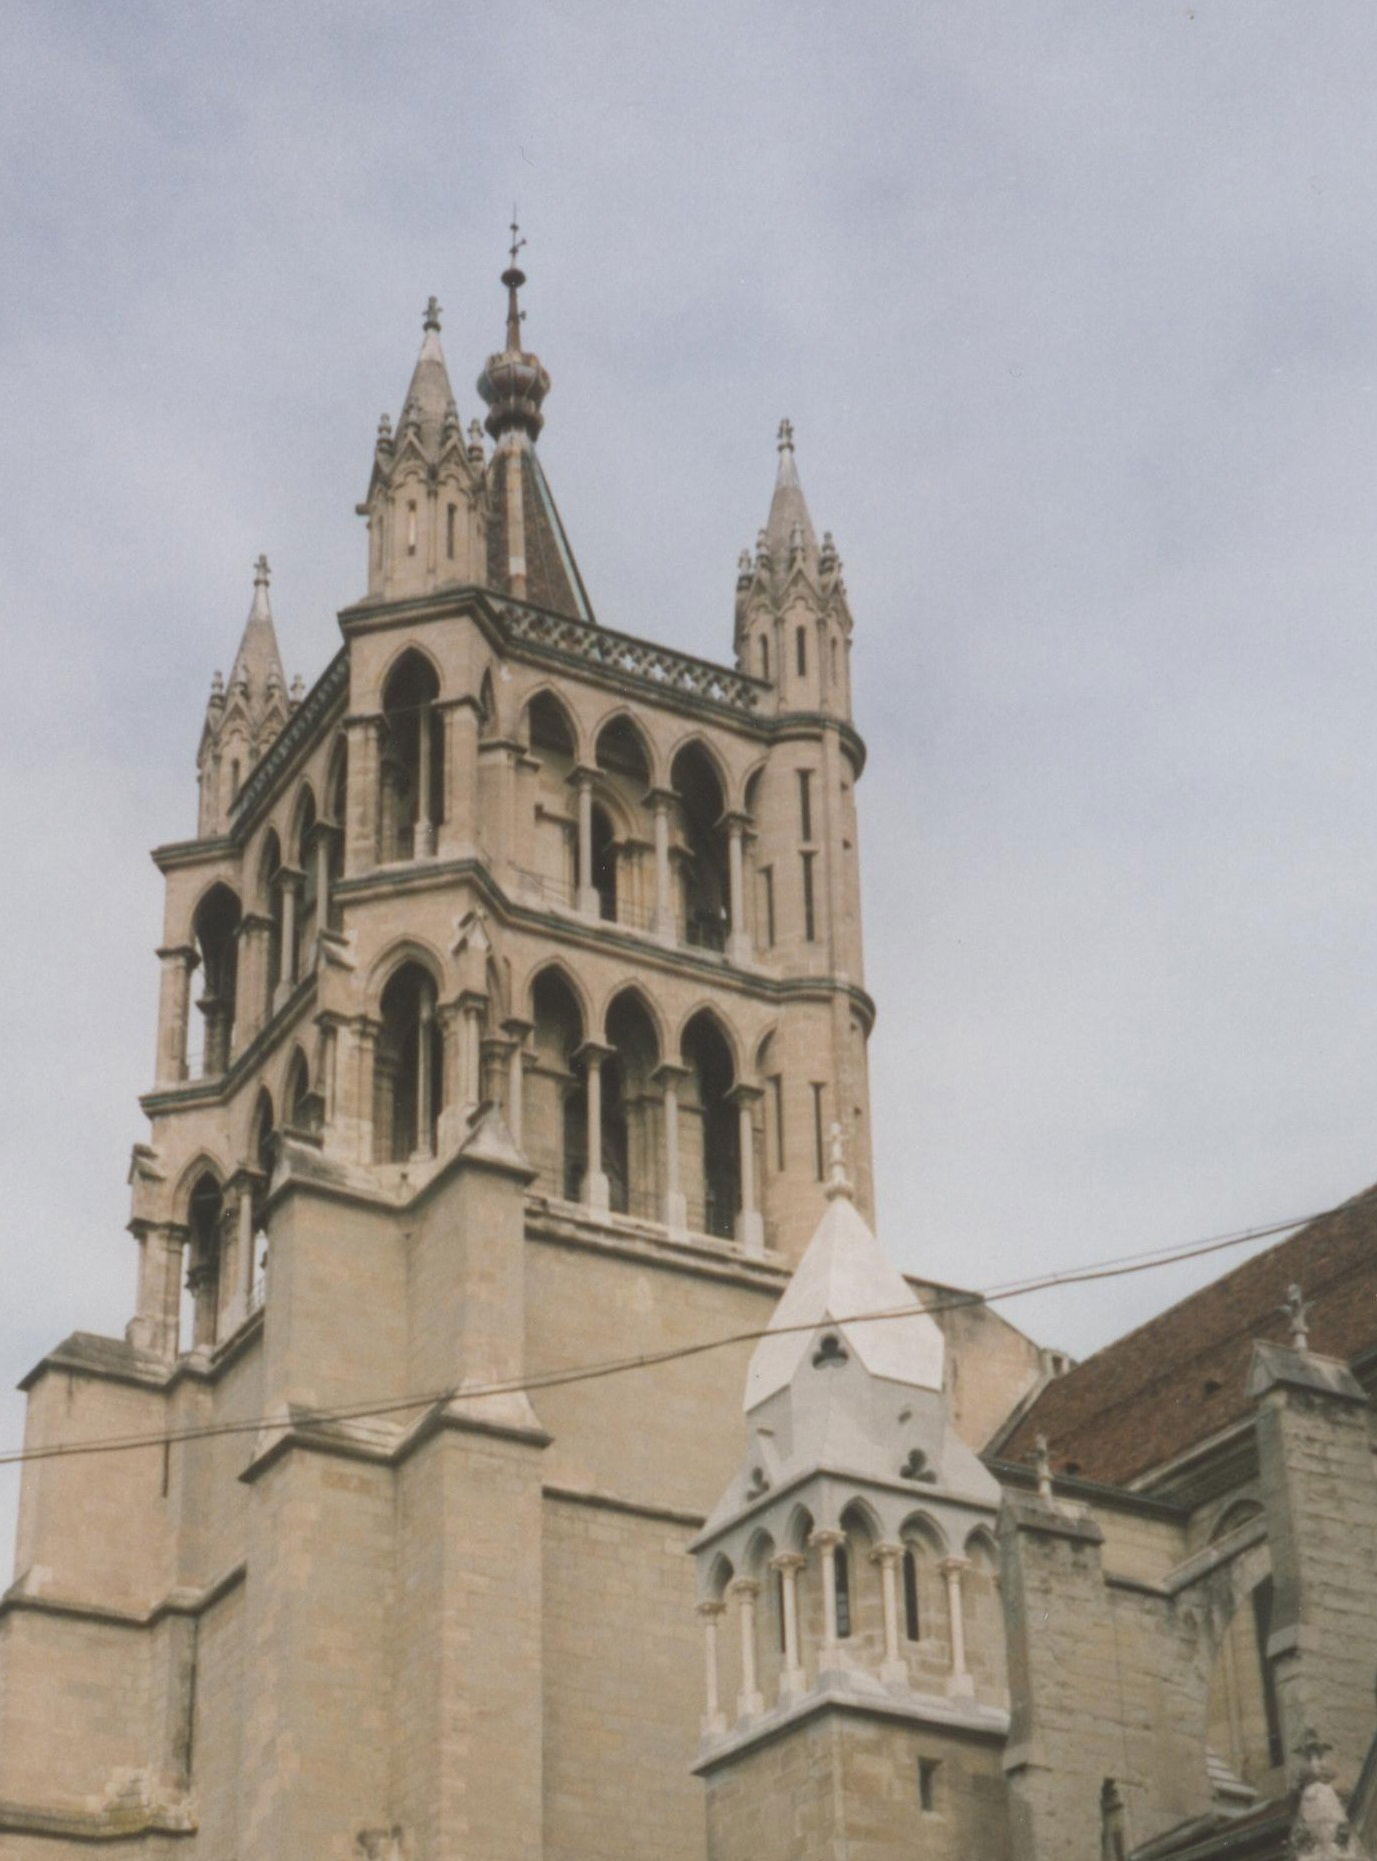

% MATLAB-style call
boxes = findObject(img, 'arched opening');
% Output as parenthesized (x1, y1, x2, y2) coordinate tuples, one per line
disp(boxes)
(248, 1089, 275, 1308)
(962, 1528, 1005, 1698)
(525, 693, 579, 904)
(604, 989, 661, 1218)
(681, 1010, 738, 1238)
(380, 651, 442, 862)
(901, 1515, 950, 1690)
(185, 1172, 225, 1349)
(374, 962, 442, 1162)
(191, 885, 241, 1076)
(671, 744, 729, 951)
(478, 669, 496, 732)
(838, 1500, 882, 1655)
(528, 968, 586, 1200)
(591, 803, 617, 922)
(594, 715, 651, 789)
(758, 634, 770, 680)
(284, 1048, 318, 1135)
(293, 787, 317, 979)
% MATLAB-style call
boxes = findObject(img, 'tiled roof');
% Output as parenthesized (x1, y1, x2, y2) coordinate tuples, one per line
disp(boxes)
(487, 442, 593, 623)
(1000, 1181, 1377, 1488)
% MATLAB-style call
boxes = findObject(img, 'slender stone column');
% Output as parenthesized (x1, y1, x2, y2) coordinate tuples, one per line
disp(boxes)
(344, 715, 380, 876)
(462, 997, 486, 1109)
(872, 1543, 908, 1686)
(502, 1018, 533, 1147)
(729, 1578, 765, 1720)
(576, 1041, 613, 1213)
(725, 812, 751, 964)
(414, 702, 436, 858)
(941, 1555, 974, 1698)
(696, 1600, 728, 1738)
(275, 869, 303, 1006)
(770, 1552, 807, 1701)
(352, 1017, 381, 1163)
(223, 1173, 257, 1332)
(155, 944, 197, 1085)
(653, 1062, 689, 1236)
(438, 697, 479, 858)
(648, 788, 677, 942)
(235, 915, 273, 1044)
(728, 1084, 765, 1254)
(573, 767, 598, 914)
(810, 1529, 846, 1670)
(312, 825, 335, 940)
(414, 995, 435, 1157)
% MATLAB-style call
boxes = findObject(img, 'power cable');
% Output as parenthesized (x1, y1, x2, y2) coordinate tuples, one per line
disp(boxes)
(0, 1204, 1327, 1472)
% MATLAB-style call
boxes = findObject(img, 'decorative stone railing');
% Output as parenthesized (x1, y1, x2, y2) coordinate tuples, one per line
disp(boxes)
(497, 601, 766, 717)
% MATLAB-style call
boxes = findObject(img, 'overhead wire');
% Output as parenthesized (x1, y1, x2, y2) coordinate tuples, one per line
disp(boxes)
(0, 1203, 1328, 1472)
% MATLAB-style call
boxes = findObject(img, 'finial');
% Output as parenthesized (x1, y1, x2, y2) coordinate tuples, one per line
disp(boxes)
(253, 553, 270, 589)
(777, 417, 794, 453)
(820, 530, 838, 569)
(1281, 1282, 1312, 1353)
(423, 295, 441, 332)
(502, 211, 528, 353)
(1032, 1434, 1054, 1500)
(824, 1121, 853, 1201)
(289, 673, 305, 706)
(737, 547, 753, 580)
(467, 418, 485, 461)
(209, 669, 224, 704)
(755, 526, 771, 565)
(1297, 1729, 1335, 1780)
(789, 519, 805, 563)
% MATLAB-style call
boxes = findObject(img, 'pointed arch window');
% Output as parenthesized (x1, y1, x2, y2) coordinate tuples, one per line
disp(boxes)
(902, 1549, 921, 1641)
(374, 963, 442, 1162)
(380, 652, 443, 862)
(191, 885, 241, 1076)
(833, 1544, 852, 1640)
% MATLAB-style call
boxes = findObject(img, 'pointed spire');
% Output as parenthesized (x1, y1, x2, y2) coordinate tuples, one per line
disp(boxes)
(227, 554, 287, 701)
(764, 416, 819, 571)
(395, 295, 463, 458)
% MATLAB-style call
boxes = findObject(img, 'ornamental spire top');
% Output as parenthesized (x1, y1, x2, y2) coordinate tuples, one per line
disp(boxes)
(477, 217, 551, 443)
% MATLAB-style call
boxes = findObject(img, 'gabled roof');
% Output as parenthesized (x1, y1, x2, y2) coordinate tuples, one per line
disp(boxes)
(745, 1183, 945, 1410)
(1000, 1180, 1377, 1488)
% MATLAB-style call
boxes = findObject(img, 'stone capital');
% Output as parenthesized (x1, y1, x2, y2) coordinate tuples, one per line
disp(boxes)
(155, 942, 198, 965)
(938, 1555, 971, 1579)
(809, 1527, 846, 1552)
(652, 1060, 690, 1089)
(769, 1551, 806, 1574)
(695, 1598, 727, 1622)
(726, 1083, 765, 1109)
(574, 1040, 614, 1069)
(870, 1541, 903, 1568)
(727, 1576, 761, 1601)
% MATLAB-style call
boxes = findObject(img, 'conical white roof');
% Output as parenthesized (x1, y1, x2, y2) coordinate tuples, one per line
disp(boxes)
(744, 1187, 945, 1410)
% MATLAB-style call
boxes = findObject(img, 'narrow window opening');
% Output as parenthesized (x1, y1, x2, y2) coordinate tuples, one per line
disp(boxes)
(446, 502, 457, 559)
(798, 769, 813, 840)
(918, 1759, 939, 1812)
(801, 851, 817, 942)
(776, 1568, 787, 1651)
(833, 1545, 851, 1639)
(759, 634, 770, 679)
(762, 865, 775, 947)
(770, 1075, 785, 1171)
(796, 626, 807, 677)
(230, 759, 240, 799)
(831, 637, 839, 683)
(903, 1549, 920, 1641)
(1252, 1578, 1284, 1768)
(407, 500, 418, 555)
(811, 1084, 825, 1180)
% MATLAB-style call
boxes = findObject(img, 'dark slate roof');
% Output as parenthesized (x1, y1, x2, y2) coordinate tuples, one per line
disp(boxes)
(486, 440, 593, 623)
(1000, 1180, 1377, 1488)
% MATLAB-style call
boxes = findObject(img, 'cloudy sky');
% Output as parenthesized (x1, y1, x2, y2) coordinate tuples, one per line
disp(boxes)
(5, 2, 1377, 1554)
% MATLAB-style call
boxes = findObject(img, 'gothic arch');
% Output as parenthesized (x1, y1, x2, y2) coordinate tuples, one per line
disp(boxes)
(601, 982, 667, 1056)
(838, 1496, 882, 1544)
(172, 1151, 227, 1225)
(365, 935, 447, 1011)
(667, 731, 733, 807)
(378, 640, 444, 703)
(477, 667, 498, 735)
(899, 1510, 950, 1557)
(593, 709, 657, 790)
(324, 735, 348, 825)
(525, 958, 592, 1033)
(783, 1504, 815, 1553)
(705, 1553, 735, 1603)
(290, 782, 317, 851)
(522, 686, 582, 761)
(743, 1528, 777, 1579)
(675, 1003, 741, 1076)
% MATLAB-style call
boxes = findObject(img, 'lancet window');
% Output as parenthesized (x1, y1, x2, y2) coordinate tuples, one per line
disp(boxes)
(528, 967, 586, 1199)
(681, 1010, 739, 1239)
(672, 744, 730, 951)
(191, 884, 241, 1076)
(603, 989, 661, 1218)
(373, 962, 442, 1162)
(379, 650, 442, 862)
(185, 1172, 225, 1349)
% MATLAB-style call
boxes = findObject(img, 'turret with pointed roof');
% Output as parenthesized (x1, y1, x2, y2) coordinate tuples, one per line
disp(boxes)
(197, 556, 293, 835)
(735, 420, 853, 718)
(357, 297, 487, 603)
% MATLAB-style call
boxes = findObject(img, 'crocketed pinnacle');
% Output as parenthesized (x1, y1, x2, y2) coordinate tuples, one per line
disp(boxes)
(763, 417, 819, 572)
(395, 296, 463, 460)
(226, 554, 287, 701)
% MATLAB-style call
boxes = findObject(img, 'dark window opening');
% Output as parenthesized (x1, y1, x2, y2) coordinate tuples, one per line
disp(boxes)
(798, 769, 813, 840)
(591, 804, 617, 921)
(446, 503, 457, 559)
(770, 1075, 785, 1171)
(919, 1759, 939, 1813)
(812, 1083, 825, 1181)
(1252, 1578, 1284, 1768)
(834, 1545, 851, 1639)
(903, 1549, 920, 1641)
(759, 635, 770, 680)
(796, 626, 807, 677)
(801, 852, 816, 942)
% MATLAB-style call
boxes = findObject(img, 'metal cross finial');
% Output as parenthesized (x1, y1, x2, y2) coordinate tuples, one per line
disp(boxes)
(1281, 1282, 1312, 1353)
(423, 295, 442, 332)
(1033, 1434, 1054, 1500)
(253, 553, 270, 587)
(777, 417, 794, 453)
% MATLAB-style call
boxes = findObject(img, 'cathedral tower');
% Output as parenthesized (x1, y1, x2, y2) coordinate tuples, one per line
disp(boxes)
(0, 250, 920, 1861)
